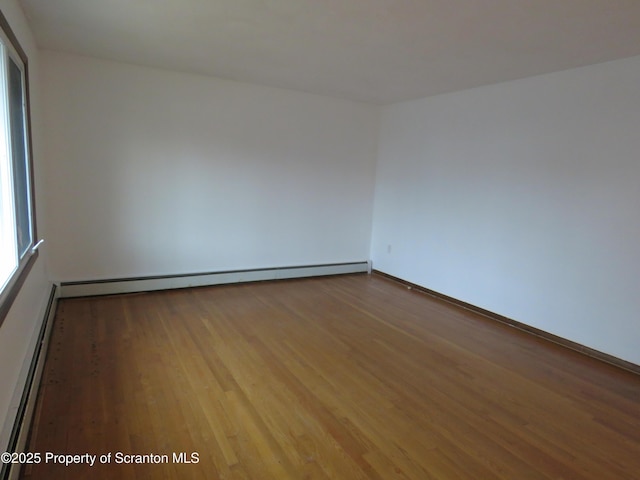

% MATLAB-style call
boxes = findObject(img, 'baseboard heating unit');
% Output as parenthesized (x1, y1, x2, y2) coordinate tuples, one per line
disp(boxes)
(59, 261, 370, 298)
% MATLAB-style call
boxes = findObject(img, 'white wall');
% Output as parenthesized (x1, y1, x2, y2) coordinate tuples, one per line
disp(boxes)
(37, 32, 640, 368)
(371, 55, 640, 365)
(0, 0, 52, 451)
(42, 52, 379, 281)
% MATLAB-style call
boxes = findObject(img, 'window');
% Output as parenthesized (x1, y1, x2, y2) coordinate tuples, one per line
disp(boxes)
(0, 10, 38, 325)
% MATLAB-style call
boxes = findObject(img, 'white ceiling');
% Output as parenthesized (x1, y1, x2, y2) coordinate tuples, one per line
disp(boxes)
(19, 0, 640, 104)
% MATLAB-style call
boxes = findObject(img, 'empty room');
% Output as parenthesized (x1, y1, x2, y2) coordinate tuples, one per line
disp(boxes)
(1, 0, 640, 478)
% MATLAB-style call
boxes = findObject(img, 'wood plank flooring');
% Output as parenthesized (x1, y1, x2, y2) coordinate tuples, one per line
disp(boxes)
(22, 273, 640, 479)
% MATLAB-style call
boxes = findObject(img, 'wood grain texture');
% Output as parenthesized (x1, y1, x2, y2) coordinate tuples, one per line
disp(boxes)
(22, 274, 640, 479)
(373, 269, 640, 375)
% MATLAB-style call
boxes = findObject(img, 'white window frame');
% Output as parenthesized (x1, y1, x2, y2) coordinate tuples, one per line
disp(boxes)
(0, 9, 38, 326)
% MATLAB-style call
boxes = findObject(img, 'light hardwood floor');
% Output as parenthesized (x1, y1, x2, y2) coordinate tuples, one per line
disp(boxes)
(22, 273, 640, 479)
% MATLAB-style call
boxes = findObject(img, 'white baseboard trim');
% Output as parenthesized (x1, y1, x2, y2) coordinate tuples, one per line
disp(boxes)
(59, 261, 369, 298)
(1, 284, 58, 480)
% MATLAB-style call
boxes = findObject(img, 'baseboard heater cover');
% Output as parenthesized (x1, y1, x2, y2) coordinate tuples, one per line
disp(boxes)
(1, 284, 58, 480)
(59, 261, 369, 298)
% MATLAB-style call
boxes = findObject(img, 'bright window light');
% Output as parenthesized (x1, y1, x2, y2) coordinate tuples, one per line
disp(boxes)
(0, 16, 37, 315)
(0, 42, 18, 291)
